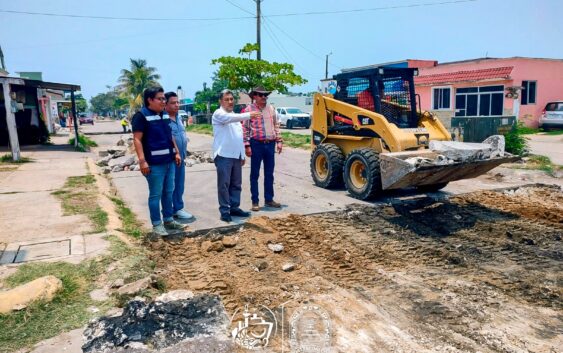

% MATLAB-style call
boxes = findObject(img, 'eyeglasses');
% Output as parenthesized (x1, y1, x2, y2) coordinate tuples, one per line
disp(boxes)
(256, 93, 268, 98)
(152, 97, 166, 102)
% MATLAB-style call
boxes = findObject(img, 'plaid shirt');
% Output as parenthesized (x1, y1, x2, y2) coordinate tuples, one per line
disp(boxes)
(242, 104, 283, 147)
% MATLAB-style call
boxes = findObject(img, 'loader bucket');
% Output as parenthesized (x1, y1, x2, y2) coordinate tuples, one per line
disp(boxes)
(379, 150, 519, 190)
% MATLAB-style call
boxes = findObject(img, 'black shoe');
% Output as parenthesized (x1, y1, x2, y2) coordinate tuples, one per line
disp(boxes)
(230, 208, 251, 217)
(220, 214, 232, 222)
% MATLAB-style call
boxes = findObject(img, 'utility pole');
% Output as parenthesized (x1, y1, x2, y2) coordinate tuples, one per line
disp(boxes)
(255, 0, 261, 60)
(325, 52, 332, 79)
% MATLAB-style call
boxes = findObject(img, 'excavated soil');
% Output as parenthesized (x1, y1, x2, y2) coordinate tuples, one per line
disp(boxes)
(151, 184, 562, 353)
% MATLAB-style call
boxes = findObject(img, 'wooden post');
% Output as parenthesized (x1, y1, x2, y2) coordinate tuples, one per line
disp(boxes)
(2, 80, 21, 161)
(70, 90, 79, 147)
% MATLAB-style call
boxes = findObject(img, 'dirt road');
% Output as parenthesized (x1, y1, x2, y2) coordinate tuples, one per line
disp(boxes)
(152, 184, 562, 352)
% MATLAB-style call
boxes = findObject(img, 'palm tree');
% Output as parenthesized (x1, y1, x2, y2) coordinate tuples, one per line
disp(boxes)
(118, 59, 160, 113)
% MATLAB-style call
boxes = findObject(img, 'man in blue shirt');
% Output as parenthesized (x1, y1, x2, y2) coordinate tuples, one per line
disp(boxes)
(132, 87, 187, 237)
(164, 91, 194, 220)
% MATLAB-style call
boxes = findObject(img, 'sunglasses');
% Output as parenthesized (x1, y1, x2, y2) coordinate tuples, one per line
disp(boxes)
(255, 93, 268, 98)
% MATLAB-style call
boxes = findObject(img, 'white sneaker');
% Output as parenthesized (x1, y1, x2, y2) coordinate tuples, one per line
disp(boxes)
(174, 209, 194, 220)
(164, 220, 188, 230)
(152, 223, 168, 237)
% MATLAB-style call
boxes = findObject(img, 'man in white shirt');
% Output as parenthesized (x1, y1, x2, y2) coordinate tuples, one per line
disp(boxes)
(212, 89, 260, 222)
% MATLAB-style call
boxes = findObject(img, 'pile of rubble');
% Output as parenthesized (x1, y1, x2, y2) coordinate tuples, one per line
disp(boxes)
(96, 135, 139, 174)
(405, 135, 506, 167)
(95, 135, 215, 173)
(185, 151, 214, 167)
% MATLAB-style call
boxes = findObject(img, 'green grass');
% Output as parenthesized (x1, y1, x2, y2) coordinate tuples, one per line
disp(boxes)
(543, 129, 563, 136)
(517, 126, 540, 135)
(510, 154, 562, 177)
(281, 132, 311, 149)
(109, 196, 145, 239)
(0, 234, 156, 352)
(52, 175, 108, 233)
(186, 123, 213, 135)
(69, 134, 98, 152)
(0, 154, 33, 164)
(525, 155, 562, 176)
(0, 260, 109, 352)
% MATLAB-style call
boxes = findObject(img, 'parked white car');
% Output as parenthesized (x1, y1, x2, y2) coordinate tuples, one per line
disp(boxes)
(539, 101, 563, 130)
(275, 107, 311, 129)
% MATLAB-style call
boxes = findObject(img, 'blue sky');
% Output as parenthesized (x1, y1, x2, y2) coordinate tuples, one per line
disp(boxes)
(1, 0, 561, 100)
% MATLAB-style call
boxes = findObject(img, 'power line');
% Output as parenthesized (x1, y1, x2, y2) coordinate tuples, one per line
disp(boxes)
(265, 15, 342, 71)
(224, 0, 254, 15)
(0, 1, 477, 22)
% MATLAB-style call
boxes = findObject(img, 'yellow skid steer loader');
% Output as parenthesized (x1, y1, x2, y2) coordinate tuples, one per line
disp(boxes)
(310, 67, 518, 200)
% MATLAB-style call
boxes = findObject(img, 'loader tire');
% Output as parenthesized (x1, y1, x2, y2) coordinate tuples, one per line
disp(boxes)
(417, 182, 449, 192)
(344, 148, 382, 200)
(310, 143, 345, 188)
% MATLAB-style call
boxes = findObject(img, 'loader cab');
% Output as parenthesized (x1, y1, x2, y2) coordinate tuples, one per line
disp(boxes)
(333, 67, 419, 128)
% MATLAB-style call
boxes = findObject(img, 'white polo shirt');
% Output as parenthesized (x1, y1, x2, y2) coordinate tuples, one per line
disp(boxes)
(212, 107, 251, 159)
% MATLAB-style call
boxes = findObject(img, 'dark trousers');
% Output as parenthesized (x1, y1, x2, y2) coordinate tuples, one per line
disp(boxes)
(250, 140, 276, 204)
(214, 155, 242, 216)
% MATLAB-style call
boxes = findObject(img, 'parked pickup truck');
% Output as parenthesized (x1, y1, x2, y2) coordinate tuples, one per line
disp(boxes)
(275, 107, 311, 129)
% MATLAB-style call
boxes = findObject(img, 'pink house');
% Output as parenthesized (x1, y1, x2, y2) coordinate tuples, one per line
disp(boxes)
(413, 57, 563, 128)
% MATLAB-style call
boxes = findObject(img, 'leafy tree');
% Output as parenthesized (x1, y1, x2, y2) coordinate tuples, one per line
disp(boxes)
(211, 43, 307, 94)
(193, 75, 232, 114)
(74, 94, 88, 113)
(64, 93, 88, 113)
(118, 59, 160, 113)
(90, 91, 116, 115)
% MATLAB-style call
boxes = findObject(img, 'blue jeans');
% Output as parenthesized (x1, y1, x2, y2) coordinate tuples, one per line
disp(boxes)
(144, 162, 175, 226)
(250, 140, 276, 204)
(214, 156, 242, 217)
(172, 161, 185, 213)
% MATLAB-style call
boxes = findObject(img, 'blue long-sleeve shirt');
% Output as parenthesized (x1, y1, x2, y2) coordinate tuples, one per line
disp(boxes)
(165, 114, 189, 161)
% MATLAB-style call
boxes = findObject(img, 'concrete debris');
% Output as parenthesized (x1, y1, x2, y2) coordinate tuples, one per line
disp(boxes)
(107, 146, 128, 155)
(115, 277, 154, 296)
(155, 290, 194, 303)
(82, 294, 230, 353)
(0, 275, 63, 314)
(186, 151, 214, 167)
(404, 154, 454, 168)
(96, 155, 113, 167)
(429, 140, 494, 162)
(108, 155, 136, 169)
(267, 243, 284, 253)
(282, 263, 296, 272)
(482, 135, 505, 158)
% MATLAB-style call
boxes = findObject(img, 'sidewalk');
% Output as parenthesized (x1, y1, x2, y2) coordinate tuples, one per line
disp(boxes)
(0, 134, 108, 270)
(527, 133, 563, 165)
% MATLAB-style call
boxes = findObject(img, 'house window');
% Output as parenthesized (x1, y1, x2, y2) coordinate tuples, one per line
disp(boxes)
(521, 80, 536, 105)
(455, 85, 504, 117)
(432, 87, 451, 110)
